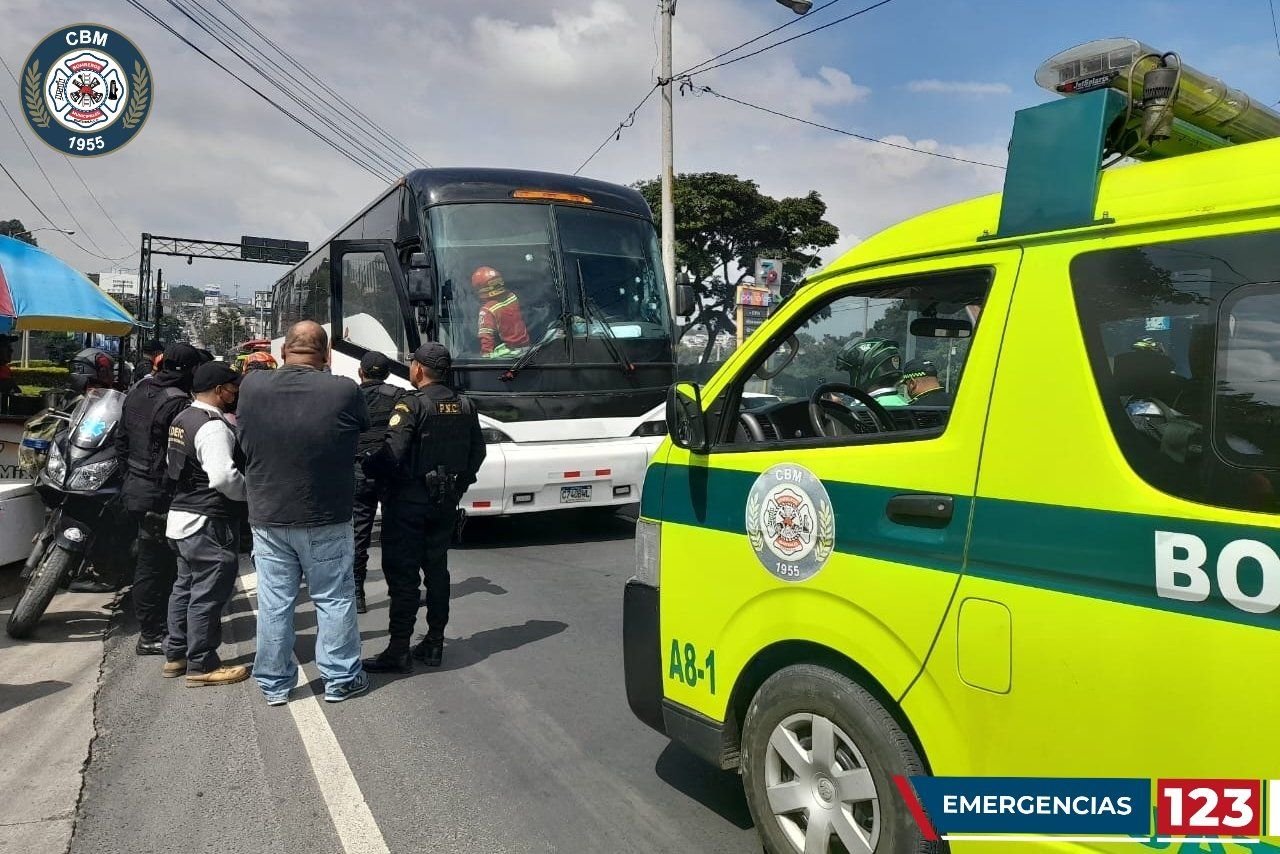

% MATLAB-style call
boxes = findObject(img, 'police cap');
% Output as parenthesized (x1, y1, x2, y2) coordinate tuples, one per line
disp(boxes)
(411, 342, 452, 373)
(901, 359, 938, 380)
(161, 343, 203, 374)
(360, 350, 391, 380)
(192, 361, 241, 393)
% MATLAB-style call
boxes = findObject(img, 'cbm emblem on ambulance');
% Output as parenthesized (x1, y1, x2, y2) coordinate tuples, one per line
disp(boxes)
(745, 464, 835, 582)
(21, 25, 152, 156)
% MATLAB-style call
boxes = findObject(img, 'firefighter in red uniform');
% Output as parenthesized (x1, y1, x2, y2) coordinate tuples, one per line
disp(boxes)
(471, 266, 530, 356)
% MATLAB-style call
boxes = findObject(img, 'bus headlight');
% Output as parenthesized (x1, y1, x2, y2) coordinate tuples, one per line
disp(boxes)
(631, 419, 667, 438)
(479, 426, 513, 444)
(635, 519, 661, 586)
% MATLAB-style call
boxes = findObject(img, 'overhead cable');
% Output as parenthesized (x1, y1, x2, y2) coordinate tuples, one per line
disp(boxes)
(160, 0, 402, 180)
(692, 83, 1005, 169)
(125, 0, 395, 183)
(217, 0, 432, 168)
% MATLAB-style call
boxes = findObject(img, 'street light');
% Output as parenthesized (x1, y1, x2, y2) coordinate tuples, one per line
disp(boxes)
(7, 227, 75, 239)
(659, 0, 809, 314)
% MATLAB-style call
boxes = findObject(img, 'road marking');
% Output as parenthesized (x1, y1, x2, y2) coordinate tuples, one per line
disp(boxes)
(239, 570, 390, 854)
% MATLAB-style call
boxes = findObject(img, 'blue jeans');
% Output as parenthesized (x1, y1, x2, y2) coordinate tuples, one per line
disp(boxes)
(251, 522, 363, 698)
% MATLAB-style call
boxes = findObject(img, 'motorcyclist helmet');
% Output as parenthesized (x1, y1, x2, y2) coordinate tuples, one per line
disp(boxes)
(836, 337, 902, 392)
(68, 348, 115, 394)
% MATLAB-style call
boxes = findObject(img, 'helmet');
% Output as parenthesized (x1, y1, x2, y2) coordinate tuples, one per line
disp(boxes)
(241, 351, 277, 372)
(69, 348, 115, 393)
(470, 266, 505, 293)
(836, 337, 901, 391)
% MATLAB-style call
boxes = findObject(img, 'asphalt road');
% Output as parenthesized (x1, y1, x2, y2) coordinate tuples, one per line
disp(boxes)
(65, 510, 760, 854)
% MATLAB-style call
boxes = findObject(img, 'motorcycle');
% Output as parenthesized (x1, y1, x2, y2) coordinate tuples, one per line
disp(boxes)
(6, 388, 128, 639)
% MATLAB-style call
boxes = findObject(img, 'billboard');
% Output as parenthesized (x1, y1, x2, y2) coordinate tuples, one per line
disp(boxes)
(241, 236, 309, 264)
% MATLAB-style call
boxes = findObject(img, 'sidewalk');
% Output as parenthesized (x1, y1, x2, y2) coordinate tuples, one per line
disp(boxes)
(0, 588, 115, 854)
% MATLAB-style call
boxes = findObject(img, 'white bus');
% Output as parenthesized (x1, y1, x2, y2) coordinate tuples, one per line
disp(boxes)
(271, 168, 679, 516)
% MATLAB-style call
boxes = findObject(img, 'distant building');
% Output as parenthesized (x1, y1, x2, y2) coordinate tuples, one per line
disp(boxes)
(90, 269, 140, 301)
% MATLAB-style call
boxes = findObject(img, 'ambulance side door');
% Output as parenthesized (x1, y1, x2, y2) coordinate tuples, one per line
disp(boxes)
(657, 250, 1021, 724)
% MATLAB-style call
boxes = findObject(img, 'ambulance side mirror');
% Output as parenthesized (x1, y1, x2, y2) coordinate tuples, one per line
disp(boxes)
(406, 252, 434, 306)
(667, 382, 708, 453)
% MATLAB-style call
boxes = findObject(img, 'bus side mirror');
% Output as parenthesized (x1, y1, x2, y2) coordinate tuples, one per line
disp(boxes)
(406, 252, 434, 305)
(675, 283, 695, 318)
(667, 382, 708, 452)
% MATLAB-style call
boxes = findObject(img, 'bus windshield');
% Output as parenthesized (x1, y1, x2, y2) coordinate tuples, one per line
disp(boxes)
(430, 203, 670, 363)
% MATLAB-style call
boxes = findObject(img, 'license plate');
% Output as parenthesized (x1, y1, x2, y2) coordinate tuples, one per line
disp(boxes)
(561, 485, 592, 503)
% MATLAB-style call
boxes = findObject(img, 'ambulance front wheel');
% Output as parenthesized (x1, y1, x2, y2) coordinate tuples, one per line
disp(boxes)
(740, 664, 937, 854)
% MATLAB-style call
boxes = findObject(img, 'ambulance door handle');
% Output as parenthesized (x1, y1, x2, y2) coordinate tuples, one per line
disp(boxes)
(886, 494, 953, 527)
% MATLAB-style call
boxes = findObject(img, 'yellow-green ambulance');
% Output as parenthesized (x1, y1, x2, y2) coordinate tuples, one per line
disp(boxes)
(625, 38, 1280, 854)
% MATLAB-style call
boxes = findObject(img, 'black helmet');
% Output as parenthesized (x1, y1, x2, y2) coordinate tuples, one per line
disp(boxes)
(837, 337, 902, 391)
(69, 348, 115, 393)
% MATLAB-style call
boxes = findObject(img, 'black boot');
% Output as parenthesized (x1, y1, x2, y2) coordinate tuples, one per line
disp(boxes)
(413, 636, 444, 667)
(135, 635, 165, 655)
(69, 576, 118, 593)
(355, 586, 367, 614)
(362, 643, 411, 674)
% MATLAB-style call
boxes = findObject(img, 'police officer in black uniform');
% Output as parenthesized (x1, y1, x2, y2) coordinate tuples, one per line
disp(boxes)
(361, 343, 485, 673)
(902, 359, 955, 407)
(115, 343, 202, 654)
(352, 351, 402, 614)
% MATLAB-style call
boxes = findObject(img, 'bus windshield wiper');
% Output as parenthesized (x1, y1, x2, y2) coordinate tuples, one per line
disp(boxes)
(576, 260, 635, 376)
(500, 330, 562, 382)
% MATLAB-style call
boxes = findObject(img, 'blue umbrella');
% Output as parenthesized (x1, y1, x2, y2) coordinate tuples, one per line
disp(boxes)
(0, 235, 135, 334)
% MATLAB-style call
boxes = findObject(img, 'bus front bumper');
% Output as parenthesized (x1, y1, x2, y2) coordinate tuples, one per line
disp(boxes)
(460, 436, 662, 516)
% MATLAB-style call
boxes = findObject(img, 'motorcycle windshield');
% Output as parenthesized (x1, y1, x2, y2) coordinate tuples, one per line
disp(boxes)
(69, 388, 125, 450)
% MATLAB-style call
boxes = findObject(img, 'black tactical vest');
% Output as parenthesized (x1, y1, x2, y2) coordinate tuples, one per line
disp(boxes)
(356, 382, 401, 457)
(123, 377, 188, 481)
(409, 390, 475, 481)
(166, 406, 238, 518)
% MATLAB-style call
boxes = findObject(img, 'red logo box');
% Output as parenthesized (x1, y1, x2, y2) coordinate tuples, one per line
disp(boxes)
(1157, 779, 1261, 837)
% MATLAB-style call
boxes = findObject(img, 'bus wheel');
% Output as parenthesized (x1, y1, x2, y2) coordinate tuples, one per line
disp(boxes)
(740, 664, 935, 854)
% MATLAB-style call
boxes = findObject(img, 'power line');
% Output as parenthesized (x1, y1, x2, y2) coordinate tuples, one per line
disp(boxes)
(0, 54, 136, 254)
(216, 0, 431, 169)
(124, 0, 395, 183)
(692, 83, 1005, 169)
(0, 90, 131, 260)
(0, 157, 136, 260)
(178, 0, 418, 176)
(688, 0, 897, 78)
(1270, 0, 1280, 104)
(0, 97, 137, 261)
(573, 84, 660, 175)
(159, 0, 403, 181)
(678, 0, 849, 78)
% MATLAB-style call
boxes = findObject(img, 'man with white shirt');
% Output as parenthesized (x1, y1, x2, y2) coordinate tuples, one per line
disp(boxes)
(162, 362, 249, 687)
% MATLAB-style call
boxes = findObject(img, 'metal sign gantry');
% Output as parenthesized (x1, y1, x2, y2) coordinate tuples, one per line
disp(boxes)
(135, 233, 308, 325)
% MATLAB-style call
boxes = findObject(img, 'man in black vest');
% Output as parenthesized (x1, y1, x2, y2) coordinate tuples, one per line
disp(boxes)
(361, 342, 485, 673)
(352, 351, 402, 614)
(116, 343, 202, 654)
(162, 362, 249, 686)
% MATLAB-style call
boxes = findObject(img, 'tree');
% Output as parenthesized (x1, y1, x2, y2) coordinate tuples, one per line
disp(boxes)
(635, 173, 838, 364)
(154, 313, 187, 345)
(168, 284, 205, 303)
(0, 219, 37, 246)
(202, 307, 248, 354)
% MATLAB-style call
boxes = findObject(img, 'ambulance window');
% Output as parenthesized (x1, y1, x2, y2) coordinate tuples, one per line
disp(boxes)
(722, 268, 991, 447)
(1071, 230, 1280, 514)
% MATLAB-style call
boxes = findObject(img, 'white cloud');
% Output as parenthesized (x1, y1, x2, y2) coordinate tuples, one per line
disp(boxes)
(0, 0, 1005, 294)
(907, 79, 1012, 96)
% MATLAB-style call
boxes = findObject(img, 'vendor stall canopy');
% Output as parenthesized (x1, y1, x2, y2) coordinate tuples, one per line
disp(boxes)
(0, 236, 135, 335)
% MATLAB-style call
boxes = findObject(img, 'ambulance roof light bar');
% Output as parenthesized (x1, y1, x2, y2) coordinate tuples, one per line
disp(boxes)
(1035, 38, 1280, 150)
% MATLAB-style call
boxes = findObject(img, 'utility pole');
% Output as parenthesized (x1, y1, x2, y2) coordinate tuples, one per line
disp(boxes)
(659, 0, 677, 316)
(658, 0, 809, 317)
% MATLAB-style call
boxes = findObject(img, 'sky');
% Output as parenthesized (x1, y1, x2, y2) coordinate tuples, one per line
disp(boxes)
(2, 0, 1279, 299)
